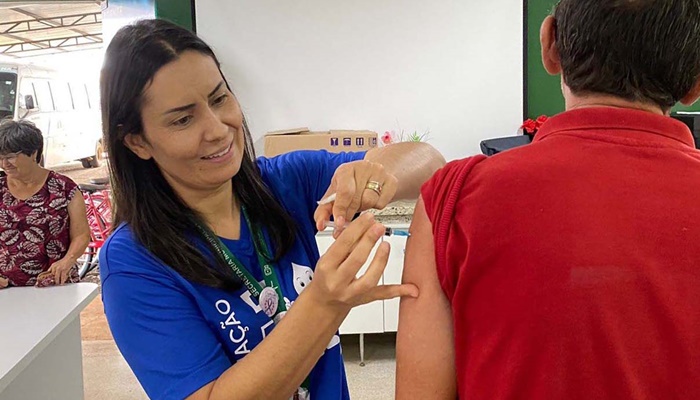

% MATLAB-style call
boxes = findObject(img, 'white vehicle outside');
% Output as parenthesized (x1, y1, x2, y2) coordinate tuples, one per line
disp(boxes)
(0, 62, 104, 168)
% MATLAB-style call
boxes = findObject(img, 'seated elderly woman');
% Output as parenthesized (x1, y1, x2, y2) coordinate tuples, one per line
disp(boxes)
(0, 119, 90, 289)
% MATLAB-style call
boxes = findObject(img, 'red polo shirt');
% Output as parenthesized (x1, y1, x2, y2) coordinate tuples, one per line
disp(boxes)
(422, 107, 700, 399)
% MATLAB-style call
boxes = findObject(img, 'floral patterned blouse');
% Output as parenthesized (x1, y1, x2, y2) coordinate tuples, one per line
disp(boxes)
(0, 171, 78, 286)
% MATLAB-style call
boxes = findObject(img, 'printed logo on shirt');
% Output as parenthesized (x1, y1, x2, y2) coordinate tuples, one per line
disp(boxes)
(213, 262, 339, 361)
(292, 263, 313, 294)
(215, 297, 255, 356)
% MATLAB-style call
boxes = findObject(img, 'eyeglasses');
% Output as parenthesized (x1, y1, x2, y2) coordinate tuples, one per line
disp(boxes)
(0, 152, 22, 164)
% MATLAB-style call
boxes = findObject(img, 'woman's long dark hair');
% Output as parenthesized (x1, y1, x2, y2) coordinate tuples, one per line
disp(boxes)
(101, 19, 296, 289)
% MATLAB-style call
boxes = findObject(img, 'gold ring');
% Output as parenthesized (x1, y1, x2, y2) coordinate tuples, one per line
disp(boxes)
(365, 181, 383, 196)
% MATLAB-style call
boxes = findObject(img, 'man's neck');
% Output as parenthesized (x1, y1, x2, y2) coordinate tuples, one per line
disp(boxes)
(563, 87, 666, 116)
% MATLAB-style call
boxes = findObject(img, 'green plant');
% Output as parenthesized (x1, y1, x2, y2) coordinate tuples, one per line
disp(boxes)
(382, 128, 430, 145)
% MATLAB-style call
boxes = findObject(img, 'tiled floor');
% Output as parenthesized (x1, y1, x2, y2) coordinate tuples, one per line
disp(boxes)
(342, 334, 398, 399)
(83, 340, 148, 400)
(80, 297, 397, 400)
(80, 296, 146, 399)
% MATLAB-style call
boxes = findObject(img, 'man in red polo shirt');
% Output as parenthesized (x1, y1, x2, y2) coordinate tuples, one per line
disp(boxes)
(396, 1, 700, 399)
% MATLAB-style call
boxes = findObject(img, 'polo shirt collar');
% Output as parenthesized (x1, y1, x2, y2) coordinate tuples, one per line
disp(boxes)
(534, 107, 695, 148)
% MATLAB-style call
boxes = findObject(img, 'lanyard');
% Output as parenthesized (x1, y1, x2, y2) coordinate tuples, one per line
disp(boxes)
(197, 207, 287, 320)
(197, 208, 312, 393)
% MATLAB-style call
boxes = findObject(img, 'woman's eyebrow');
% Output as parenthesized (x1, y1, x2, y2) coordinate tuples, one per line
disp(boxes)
(163, 81, 225, 115)
(164, 103, 195, 115)
(208, 81, 224, 98)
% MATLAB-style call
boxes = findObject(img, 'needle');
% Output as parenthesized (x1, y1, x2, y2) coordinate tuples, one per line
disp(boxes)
(323, 221, 410, 237)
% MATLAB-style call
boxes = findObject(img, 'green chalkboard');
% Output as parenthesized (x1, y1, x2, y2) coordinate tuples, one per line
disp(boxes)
(155, 0, 194, 31)
(526, 0, 560, 119)
(526, 0, 700, 118)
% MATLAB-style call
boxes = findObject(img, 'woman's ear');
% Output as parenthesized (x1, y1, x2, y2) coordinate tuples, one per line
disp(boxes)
(123, 133, 153, 160)
(540, 16, 562, 76)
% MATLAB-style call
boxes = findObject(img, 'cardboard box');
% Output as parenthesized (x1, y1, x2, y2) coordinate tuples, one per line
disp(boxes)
(263, 128, 378, 157)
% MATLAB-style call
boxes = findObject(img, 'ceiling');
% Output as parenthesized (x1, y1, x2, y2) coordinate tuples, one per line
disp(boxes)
(0, 1, 103, 58)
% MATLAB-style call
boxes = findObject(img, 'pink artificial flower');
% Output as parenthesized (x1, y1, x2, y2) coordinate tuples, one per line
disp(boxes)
(381, 131, 393, 145)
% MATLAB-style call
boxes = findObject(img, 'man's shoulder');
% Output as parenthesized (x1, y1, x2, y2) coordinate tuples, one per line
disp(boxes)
(426, 155, 489, 193)
(469, 141, 564, 181)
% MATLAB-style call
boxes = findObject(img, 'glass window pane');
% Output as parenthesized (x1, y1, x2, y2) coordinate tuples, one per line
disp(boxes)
(50, 81, 73, 111)
(32, 80, 54, 111)
(0, 72, 17, 119)
(69, 82, 90, 110)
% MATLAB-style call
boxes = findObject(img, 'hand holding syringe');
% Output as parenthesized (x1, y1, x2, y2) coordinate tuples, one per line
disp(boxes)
(318, 193, 410, 237)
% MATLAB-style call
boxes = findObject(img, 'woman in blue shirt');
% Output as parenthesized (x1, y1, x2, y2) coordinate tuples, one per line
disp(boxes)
(99, 19, 444, 400)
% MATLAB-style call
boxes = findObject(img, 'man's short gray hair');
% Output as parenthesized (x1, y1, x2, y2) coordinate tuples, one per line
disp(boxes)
(554, 0, 700, 110)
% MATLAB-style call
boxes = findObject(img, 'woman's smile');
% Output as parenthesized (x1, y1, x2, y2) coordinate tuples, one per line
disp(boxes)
(201, 140, 234, 163)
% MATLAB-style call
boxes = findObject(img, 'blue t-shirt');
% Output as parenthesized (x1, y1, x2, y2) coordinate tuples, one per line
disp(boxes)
(100, 150, 366, 400)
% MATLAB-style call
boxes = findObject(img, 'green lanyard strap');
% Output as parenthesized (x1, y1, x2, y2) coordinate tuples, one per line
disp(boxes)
(197, 207, 287, 318)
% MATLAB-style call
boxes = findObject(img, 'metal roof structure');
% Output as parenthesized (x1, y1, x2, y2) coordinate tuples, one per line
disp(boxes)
(0, 1, 103, 58)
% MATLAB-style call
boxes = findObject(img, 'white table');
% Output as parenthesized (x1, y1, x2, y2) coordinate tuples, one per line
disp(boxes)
(0, 283, 98, 400)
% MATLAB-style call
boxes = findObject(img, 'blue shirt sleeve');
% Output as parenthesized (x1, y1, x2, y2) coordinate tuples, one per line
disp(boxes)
(101, 230, 231, 400)
(256, 150, 366, 220)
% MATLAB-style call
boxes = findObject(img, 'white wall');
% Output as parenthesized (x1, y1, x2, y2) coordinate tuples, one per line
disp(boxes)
(196, 0, 523, 161)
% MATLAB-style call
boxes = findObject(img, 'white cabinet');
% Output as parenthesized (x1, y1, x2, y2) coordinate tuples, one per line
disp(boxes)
(315, 234, 385, 334)
(315, 226, 408, 335)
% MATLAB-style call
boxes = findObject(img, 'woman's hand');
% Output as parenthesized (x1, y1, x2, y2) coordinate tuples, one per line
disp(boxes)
(306, 213, 418, 313)
(48, 258, 75, 285)
(314, 160, 398, 237)
(0, 275, 8, 289)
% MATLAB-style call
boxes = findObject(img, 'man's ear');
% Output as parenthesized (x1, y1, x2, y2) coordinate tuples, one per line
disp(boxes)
(540, 16, 562, 76)
(679, 77, 700, 106)
(123, 133, 153, 160)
